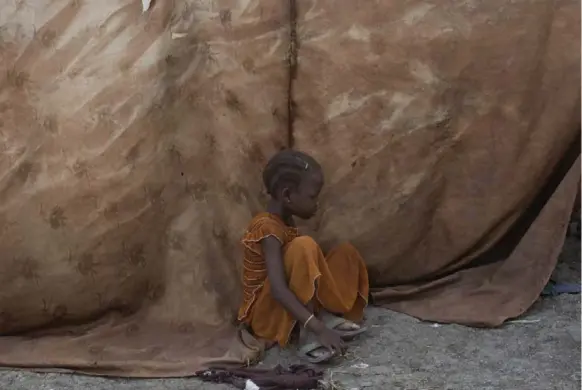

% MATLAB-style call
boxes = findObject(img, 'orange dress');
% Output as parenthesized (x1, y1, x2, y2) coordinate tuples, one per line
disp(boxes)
(237, 213, 369, 346)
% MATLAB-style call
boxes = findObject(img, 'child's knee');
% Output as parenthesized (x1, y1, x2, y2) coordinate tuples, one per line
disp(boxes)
(284, 236, 321, 265)
(290, 236, 319, 250)
(334, 242, 357, 253)
(327, 241, 364, 265)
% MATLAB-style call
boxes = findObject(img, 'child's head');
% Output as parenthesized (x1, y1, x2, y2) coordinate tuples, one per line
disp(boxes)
(262, 149, 323, 219)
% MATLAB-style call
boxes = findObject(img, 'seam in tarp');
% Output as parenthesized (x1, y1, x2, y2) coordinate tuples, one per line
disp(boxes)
(286, 0, 298, 148)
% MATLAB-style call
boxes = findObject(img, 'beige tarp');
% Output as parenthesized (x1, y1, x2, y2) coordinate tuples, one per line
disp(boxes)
(0, 0, 579, 377)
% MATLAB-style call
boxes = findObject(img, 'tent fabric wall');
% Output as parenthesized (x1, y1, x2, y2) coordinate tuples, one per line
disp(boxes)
(0, 0, 579, 377)
(290, 0, 581, 324)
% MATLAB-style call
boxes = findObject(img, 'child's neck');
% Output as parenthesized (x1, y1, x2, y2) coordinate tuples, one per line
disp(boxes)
(267, 198, 294, 226)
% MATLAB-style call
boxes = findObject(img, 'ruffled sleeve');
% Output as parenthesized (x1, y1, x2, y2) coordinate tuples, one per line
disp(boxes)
(241, 216, 287, 255)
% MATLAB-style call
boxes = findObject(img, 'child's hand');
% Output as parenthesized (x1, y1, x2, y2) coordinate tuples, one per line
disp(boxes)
(314, 326, 346, 356)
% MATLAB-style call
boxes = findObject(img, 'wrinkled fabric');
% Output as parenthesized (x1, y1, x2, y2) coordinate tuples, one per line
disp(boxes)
(238, 213, 300, 323)
(240, 215, 368, 346)
(0, 0, 286, 377)
(292, 0, 581, 325)
(0, 0, 579, 378)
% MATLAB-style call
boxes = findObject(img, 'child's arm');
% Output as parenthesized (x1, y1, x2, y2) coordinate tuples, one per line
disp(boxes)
(262, 236, 316, 325)
(262, 236, 345, 353)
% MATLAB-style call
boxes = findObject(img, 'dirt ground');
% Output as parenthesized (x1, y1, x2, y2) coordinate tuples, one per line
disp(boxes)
(1, 237, 579, 390)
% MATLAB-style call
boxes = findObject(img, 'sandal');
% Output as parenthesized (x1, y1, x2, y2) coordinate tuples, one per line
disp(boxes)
(321, 313, 367, 341)
(296, 327, 337, 364)
(297, 341, 337, 364)
(296, 314, 367, 364)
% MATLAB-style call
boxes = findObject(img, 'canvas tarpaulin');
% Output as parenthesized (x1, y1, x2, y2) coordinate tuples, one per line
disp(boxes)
(0, 0, 579, 377)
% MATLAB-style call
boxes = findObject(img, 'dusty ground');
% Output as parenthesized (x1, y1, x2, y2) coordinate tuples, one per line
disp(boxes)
(1, 237, 580, 390)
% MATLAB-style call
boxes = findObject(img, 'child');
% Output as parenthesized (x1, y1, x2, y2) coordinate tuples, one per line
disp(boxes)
(237, 149, 369, 363)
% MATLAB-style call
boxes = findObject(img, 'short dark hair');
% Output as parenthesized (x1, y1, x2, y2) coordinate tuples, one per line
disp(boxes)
(262, 149, 322, 196)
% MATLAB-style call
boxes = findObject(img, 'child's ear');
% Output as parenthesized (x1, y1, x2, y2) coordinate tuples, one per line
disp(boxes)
(281, 187, 291, 203)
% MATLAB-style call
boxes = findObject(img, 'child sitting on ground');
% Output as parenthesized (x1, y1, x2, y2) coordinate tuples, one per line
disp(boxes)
(237, 149, 369, 363)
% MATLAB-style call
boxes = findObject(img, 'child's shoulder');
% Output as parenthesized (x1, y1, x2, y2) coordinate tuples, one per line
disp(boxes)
(242, 213, 295, 243)
(246, 212, 284, 231)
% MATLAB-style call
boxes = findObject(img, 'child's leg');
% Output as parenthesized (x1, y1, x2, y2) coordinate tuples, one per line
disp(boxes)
(282, 237, 368, 320)
(247, 237, 368, 346)
(320, 242, 369, 323)
(246, 236, 322, 346)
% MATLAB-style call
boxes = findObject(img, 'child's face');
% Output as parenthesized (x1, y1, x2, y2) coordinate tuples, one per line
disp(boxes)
(288, 171, 323, 219)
